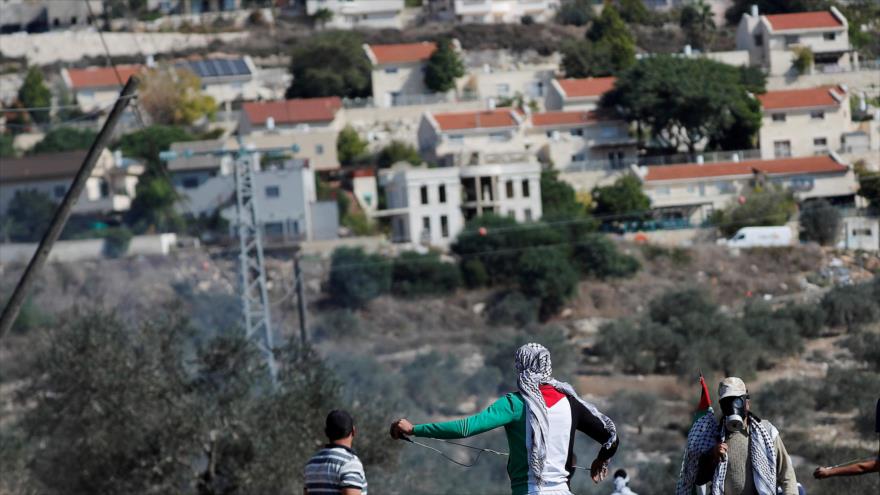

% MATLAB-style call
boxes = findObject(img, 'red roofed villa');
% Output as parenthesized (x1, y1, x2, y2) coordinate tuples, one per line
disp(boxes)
(547, 77, 616, 111)
(365, 41, 458, 108)
(756, 85, 850, 160)
(61, 65, 145, 112)
(419, 107, 526, 166)
(239, 97, 343, 133)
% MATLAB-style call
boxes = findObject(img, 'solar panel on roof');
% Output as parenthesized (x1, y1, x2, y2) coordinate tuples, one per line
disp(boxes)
(177, 58, 250, 79)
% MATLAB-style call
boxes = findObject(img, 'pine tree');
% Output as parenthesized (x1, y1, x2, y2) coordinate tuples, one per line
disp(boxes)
(424, 39, 464, 93)
(18, 67, 52, 124)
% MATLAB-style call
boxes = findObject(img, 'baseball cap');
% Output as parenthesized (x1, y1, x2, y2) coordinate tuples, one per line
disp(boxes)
(718, 377, 748, 400)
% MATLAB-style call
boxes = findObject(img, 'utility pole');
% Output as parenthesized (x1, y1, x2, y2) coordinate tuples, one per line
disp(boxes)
(294, 254, 307, 347)
(0, 77, 138, 340)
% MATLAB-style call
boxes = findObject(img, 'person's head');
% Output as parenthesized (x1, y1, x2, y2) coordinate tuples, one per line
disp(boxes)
(613, 469, 627, 479)
(718, 377, 750, 432)
(613, 468, 629, 489)
(514, 343, 552, 382)
(325, 410, 356, 444)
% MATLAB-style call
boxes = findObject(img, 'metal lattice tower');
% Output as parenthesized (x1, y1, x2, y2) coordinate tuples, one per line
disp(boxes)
(232, 146, 278, 384)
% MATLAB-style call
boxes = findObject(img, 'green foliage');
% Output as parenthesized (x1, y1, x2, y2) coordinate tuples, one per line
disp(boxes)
(541, 169, 588, 218)
(841, 331, 880, 369)
(591, 175, 650, 218)
(486, 291, 539, 327)
(310, 7, 334, 27)
(311, 309, 362, 340)
(562, 6, 636, 78)
(799, 199, 840, 246)
(752, 378, 816, 428)
(424, 38, 465, 93)
(287, 32, 372, 99)
(741, 301, 804, 367)
(402, 352, 467, 414)
(125, 177, 185, 234)
(139, 67, 217, 126)
(640, 244, 692, 266)
(821, 279, 880, 330)
(0, 134, 16, 157)
(102, 227, 133, 258)
(461, 259, 488, 288)
(792, 46, 813, 75)
(516, 248, 579, 320)
(615, 0, 650, 24)
(572, 234, 640, 279)
(679, 0, 717, 50)
(336, 125, 368, 166)
(327, 247, 391, 308)
(116, 125, 195, 172)
(391, 251, 461, 298)
(2, 189, 56, 242)
(603, 55, 763, 152)
(816, 366, 880, 414)
(774, 303, 826, 338)
(18, 67, 51, 124)
(404, 0, 423, 6)
(377, 140, 421, 168)
(857, 171, 880, 213)
(713, 187, 796, 237)
(31, 127, 97, 154)
(556, 0, 594, 26)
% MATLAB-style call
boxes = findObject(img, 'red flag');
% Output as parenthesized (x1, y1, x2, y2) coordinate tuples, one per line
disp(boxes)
(697, 374, 711, 411)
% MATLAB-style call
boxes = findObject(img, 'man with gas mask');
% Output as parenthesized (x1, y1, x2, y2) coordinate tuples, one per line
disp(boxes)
(692, 377, 798, 495)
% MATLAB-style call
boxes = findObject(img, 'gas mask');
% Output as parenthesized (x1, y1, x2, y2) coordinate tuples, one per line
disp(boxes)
(721, 395, 748, 432)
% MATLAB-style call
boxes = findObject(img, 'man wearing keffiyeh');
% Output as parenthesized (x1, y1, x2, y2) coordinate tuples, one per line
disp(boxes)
(390, 343, 619, 495)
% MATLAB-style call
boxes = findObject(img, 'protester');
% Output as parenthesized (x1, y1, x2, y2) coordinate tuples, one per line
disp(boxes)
(677, 377, 798, 495)
(610, 468, 638, 495)
(304, 410, 367, 495)
(390, 342, 619, 495)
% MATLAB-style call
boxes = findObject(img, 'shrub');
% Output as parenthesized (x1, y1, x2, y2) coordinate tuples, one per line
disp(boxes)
(816, 367, 880, 413)
(841, 332, 880, 369)
(516, 248, 579, 320)
(326, 247, 391, 308)
(402, 352, 467, 414)
(556, 0, 594, 26)
(461, 259, 488, 288)
(486, 291, 539, 327)
(799, 200, 840, 246)
(391, 251, 461, 297)
(336, 125, 368, 166)
(102, 227, 133, 259)
(311, 309, 361, 340)
(821, 280, 880, 330)
(377, 140, 421, 168)
(714, 187, 796, 237)
(792, 46, 813, 75)
(572, 234, 640, 279)
(424, 38, 465, 93)
(742, 301, 804, 366)
(752, 378, 816, 429)
(774, 303, 826, 338)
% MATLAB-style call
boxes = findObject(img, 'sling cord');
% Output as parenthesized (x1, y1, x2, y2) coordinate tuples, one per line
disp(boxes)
(401, 437, 590, 471)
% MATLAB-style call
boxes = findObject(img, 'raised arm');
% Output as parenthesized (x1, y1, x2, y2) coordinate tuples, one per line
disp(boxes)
(391, 393, 522, 440)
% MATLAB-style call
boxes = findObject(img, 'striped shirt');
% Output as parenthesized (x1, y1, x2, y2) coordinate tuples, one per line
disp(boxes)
(304, 444, 367, 494)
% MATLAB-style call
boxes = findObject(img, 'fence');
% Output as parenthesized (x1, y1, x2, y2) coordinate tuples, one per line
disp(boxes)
(565, 149, 762, 172)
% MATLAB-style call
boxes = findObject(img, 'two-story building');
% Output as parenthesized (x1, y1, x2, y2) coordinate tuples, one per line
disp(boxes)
(462, 54, 558, 104)
(736, 6, 853, 75)
(377, 160, 541, 246)
(61, 65, 144, 112)
(527, 110, 636, 172)
(637, 154, 858, 225)
(238, 97, 343, 171)
(418, 107, 528, 166)
(364, 42, 444, 107)
(545, 76, 616, 111)
(757, 85, 849, 159)
(0, 149, 143, 215)
(306, 0, 405, 29)
(429, 0, 561, 24)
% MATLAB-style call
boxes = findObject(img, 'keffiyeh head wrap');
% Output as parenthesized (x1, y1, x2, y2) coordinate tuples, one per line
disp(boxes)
(515, 343, 618, 485)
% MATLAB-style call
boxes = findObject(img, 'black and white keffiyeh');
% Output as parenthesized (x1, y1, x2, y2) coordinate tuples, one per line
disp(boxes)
(514, 343, 618, 485)
(675, 412, 778, 495)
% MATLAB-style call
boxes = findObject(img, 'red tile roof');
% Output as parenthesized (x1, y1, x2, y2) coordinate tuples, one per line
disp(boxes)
(242, 97, 342, 126)
(644, 156, 846, 182)
(765, 11, 843, 31)
(366, 42, 437, 65)
(757, 86, 844, 110)
(66, 65, 144, 89)
(531, 110, 606, 127)
(433, 109, 520, 131)
(556, 77, 616, 99)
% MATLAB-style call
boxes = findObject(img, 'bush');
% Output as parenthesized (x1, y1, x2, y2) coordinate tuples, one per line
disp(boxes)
(3, 189, 56, 242)
(377, 140, 421, 168)
(336, 125, 368, 166)
(31, 127, 97, 154)
(461, 259, 488, 288)
(816, 367, 880, 413)
(556, 0, 594, 26)
(287, 31, 371, 99)
(841, 332, 880, 369)
(821, 280, 880, 330)
(101, 227, 132, 258)
(572, 234, 640, 279)
(327, 247, 391, 308)
(311, 309, 361, 340)
(516, 248, 579, 320)
(714, 187, 796, 237)
(591, 175, 650, 219)
(424, 38, 465, 93)
(799, 200, 840, 246)
(741, 301, 804, 367)
(402, 352, 467, 414)
(752, 378, 817, 429)
(486, 291, 539, 327)
(640, 244, 692, 266)
(775, 303, 826, 338)
(792, 46, 813, 75)
(391, 251, 461, 297)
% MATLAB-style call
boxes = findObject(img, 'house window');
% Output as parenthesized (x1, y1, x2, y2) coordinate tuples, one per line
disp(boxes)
(521, 179, 530, 198)
(810, 110, 825, 120)
(570, 128, 584, 137)
(773, 140, 792, 158)
(182, 177, 199, 189)
(384, 67, 399, 74)
(440, 215, 449, 238)
(753, 34, 763, 47)
(496, 83, 510, 96)
(813, 137, 827, 147)
(524, 208, 532, 221)
(420, 185, 429, 205)
(655, 186, 671, 196)
(546, 131, 554, 138)
(316, 144, 324, 154)
(506, 180, 514, 198)
(448, 134, 464, 144)
(772, 113, 786, 122)
(265, 185, 280, 198)
(264, 222, 284, 237)
(54, 185, 67, 198)
(422, 216, 431, 235)
(823, 32, 836, 41)
(438, 184, 446, 203)
(489, 132, 508, 142)
(784, 35, 799, 46)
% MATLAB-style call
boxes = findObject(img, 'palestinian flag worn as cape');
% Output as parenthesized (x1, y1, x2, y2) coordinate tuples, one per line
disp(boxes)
(675, 375, 716, 495)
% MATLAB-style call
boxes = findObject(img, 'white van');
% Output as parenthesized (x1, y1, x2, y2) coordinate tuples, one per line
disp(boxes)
(722, 226, 794, 248)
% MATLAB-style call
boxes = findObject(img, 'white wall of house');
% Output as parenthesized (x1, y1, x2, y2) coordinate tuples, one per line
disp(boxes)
(759, 100, 849, 159)
(371, 61, 431, 107)
(525, 121, 636, 172)
(469, 67, 555, 104)
(381, 167, 464, 246)
(460, 162, 542, 223)
(307, 0, 405, 29)
(452, 0, 560, 24)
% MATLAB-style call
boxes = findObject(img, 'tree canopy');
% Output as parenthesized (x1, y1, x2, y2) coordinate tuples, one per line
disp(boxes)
(556, 0, 594, 26)
(116, 125, 195, 173)
(336, 125, 369, 166)
(712, 186, 796, 237)
(799, 199, 840, 246)
(680, 0, 717, 50)
(602, 55, 763, 152)
(591, 175, 650, 218)
(424, 38, 465, 93)
(139, 66, 217, 126)
(287, 32, 372, 99)
(1, 190, 56, 242)
(561, 5, 635, 77)
(30, 127, 97, 154)
(377, 141, 421, 168)
(18, 67, 51, 124)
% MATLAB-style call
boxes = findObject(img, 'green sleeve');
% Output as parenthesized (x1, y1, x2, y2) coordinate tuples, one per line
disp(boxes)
(413, 393, 522, 439)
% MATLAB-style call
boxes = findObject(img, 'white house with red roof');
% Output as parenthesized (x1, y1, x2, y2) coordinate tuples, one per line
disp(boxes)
(526, 109, 636, 173)
(430, 0, 560, 24)
(61, 65, 144, 112)
(364, 41, 451, 107)
(636, 154, 858, 224)
(306, 0, 405, 30)
(736, 6, 852, 75)
(417, 106, 528, 166)
(545, 76, 616, 111)
(757, 85, 850, 159)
